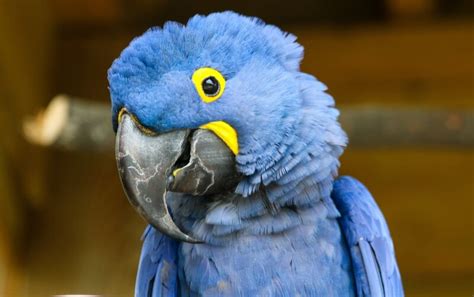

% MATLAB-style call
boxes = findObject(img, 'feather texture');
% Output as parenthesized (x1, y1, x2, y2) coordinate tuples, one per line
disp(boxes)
(136, 225, 179, 297)
(332, 176, 404, 297)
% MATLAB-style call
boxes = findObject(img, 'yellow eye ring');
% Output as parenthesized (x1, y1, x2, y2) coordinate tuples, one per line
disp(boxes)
(192, 67, 226, 103)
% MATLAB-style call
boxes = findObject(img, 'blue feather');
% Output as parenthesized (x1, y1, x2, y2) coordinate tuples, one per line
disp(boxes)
(136, 226, 179, 297)
(332, 176, 404, 297)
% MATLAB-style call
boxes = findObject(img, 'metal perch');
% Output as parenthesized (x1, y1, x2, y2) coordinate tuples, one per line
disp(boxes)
(23, 95, 474, 151)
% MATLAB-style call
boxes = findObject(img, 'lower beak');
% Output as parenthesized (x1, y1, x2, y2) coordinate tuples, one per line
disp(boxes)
(115, 113, 239, 243)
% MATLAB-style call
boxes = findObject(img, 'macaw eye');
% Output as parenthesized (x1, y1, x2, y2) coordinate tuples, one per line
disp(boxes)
(192, 67, 226, 103)
(202, 77, 219, 96)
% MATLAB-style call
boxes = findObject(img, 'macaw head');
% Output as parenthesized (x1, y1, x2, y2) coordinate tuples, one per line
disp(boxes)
(108, 12, 346, 243)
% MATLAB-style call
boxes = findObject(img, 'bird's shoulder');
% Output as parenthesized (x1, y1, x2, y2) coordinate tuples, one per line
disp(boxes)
(331, 176, 404, 297)
(135, 225, 179, 297)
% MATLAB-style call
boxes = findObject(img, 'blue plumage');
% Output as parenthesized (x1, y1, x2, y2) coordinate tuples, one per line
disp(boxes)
(332, 176, 404, 297)
(136, 226, 179, 297)
(109, 11, 403, 297)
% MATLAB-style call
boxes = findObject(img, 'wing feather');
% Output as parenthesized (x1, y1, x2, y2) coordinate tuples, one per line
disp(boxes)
(135, 225, 179, 297)
(332, 176, 404, 297)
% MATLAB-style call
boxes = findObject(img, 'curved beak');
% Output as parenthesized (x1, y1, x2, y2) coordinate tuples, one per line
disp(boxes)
(115, 113, 239, 243)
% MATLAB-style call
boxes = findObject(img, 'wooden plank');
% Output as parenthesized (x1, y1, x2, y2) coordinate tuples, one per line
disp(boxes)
(0, 0, 53, 206)
(23, 97, 474, 150)
(50, 0, 385, 26)
(386, 0, 435, 19)
(0, 153, 25, 297)
(24, 95, 114, 151)
(50, 0, 124, 24)
(291, 21, 474, 107)
(0, 0, 54, 296)
(26, 151, 142, 296)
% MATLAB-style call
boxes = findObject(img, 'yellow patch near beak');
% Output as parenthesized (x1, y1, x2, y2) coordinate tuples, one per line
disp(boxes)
(200, 121, 239, 155)
(172, 168, 182, 177)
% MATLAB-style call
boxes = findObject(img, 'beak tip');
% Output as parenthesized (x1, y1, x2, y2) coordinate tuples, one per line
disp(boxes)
(149, 220, 204, 244)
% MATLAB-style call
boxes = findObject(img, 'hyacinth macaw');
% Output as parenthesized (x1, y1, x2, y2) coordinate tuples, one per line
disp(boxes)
(108, 11, 403, 297)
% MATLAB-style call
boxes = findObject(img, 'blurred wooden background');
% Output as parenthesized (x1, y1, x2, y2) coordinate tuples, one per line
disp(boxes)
(0, 0, 472, 296)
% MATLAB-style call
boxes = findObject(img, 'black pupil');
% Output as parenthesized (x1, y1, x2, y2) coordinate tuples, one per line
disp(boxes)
(202, 76, 219, 96)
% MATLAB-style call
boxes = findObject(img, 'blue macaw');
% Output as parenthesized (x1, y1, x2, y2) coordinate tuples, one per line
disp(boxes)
(108, 11, 403, 297)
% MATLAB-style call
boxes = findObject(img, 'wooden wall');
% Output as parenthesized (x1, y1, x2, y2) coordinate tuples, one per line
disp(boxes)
(0, 0, 54, 295)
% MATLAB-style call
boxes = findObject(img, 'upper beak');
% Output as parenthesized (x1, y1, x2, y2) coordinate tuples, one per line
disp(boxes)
(115, 112, 240, 243)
